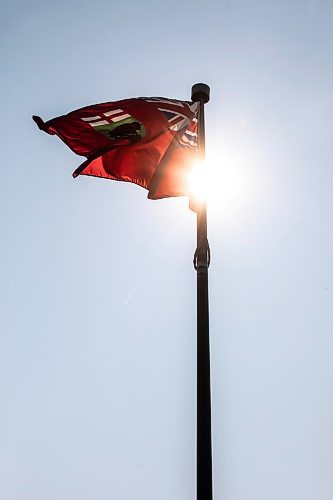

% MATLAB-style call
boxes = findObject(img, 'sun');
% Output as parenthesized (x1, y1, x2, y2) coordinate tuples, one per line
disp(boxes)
(188, 144, 253, 215)
(188, 159, 208, 204)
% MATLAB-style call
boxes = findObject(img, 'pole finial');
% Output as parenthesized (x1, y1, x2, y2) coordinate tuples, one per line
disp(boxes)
(191, 83, 210, 103)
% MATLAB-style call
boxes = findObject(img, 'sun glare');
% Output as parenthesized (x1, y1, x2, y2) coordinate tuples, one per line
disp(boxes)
(188, 160, 208, 204)
(188, 144, 253, 216)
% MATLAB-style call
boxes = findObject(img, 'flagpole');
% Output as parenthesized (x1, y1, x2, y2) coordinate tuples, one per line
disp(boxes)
(191, 83, 212, 500)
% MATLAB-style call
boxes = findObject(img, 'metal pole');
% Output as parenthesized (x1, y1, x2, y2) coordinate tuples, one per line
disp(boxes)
(191, 83, 212, 500)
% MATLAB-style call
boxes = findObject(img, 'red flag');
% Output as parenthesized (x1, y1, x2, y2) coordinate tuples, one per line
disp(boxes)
(33, 97, 199, 199)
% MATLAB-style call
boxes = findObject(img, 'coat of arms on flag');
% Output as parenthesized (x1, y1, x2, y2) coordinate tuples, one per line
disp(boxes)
(80, 108, 146, 144)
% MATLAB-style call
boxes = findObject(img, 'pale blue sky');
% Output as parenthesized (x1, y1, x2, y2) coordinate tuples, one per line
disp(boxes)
(1, 1, 333, 499)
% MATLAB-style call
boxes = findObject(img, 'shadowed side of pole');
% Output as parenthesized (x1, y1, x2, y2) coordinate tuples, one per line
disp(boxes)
(191, 83, 213, 500)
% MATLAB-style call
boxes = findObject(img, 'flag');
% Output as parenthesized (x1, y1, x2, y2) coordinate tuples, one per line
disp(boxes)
(33, 97, 199, 199)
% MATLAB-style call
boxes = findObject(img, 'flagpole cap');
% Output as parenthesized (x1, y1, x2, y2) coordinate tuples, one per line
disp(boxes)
(191, 83, 210, 103)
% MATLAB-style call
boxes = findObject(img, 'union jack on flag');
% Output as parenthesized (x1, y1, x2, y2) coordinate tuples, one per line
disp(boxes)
(144, 97, 198, 148)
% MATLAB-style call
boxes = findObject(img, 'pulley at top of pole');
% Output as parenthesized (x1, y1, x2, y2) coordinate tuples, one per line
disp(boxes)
(191, 83, 210, 104)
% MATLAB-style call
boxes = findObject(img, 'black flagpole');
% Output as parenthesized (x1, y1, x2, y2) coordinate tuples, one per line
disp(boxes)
(191, 83, 212, 500)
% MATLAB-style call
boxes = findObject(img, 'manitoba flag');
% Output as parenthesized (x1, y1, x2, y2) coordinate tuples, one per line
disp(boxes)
(33, 97, 199, 199)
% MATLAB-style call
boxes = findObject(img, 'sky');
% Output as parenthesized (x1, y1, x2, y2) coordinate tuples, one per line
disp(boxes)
(1, 0, 333, 499)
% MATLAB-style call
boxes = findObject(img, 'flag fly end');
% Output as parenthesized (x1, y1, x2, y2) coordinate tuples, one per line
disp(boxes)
(32, 115, 47, 131)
